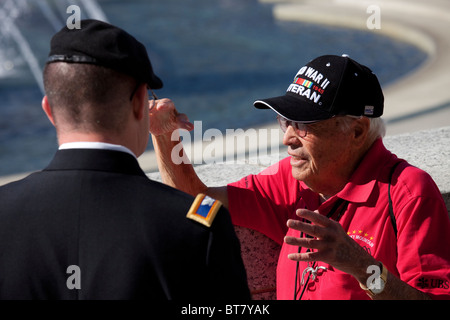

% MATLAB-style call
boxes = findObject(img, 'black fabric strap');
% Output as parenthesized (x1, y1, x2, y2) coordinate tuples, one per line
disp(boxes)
(388, 162, 402, 237)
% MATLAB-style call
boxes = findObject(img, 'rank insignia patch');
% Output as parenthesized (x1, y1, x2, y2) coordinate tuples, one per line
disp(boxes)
(187, 193, 222, 227)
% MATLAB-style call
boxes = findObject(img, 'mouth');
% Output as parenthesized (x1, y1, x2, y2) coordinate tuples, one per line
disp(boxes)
(288, 152, 308, 167)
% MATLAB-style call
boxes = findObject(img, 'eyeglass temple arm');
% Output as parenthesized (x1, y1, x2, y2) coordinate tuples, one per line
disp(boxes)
(149, 88, 158, 100)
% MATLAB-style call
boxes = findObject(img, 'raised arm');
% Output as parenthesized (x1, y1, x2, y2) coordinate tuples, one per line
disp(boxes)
(149, 99, 229, 207)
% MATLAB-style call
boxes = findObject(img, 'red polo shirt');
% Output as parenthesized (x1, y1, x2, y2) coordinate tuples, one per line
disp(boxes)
(228, 139, 450, 299)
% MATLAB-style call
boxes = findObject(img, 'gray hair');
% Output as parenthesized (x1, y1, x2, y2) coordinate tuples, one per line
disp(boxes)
(367, 117, 386, 141)
(340, 116, 386, 143)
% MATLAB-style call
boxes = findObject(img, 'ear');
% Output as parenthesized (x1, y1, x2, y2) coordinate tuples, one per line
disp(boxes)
(131, 83, 148, 121)
(41, 96, 56, 126)
(352, 117, 370, 147)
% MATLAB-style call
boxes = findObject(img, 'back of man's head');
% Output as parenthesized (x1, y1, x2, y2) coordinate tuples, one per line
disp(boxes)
(42, 19, 163, 135)
(43, 62, 134, 133)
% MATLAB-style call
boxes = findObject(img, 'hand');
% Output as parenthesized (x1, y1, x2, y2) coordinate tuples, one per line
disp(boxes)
(284, 209, 376, 278)
(149, 98, 194, 137)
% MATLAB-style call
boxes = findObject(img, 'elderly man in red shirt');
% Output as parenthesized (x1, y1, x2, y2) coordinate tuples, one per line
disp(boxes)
(149, 55, 450, 300)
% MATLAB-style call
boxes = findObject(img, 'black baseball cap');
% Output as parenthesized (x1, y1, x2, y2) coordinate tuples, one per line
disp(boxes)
(46, 19, 163, 89)
(254, 55, 383, 123)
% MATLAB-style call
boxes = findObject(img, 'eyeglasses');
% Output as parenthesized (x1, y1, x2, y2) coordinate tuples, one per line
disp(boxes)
(277, 115, 310, 138)
(129, 83, 158, 101)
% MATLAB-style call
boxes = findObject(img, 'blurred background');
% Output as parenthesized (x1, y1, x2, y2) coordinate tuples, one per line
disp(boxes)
(0, 0, 448, 178)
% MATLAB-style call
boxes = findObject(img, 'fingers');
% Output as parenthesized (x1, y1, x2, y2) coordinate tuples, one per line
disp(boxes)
(295, 208, 333, 227)
(177, 113, 194, 131)
(284, 235, 322, 250)
(285, 231, 325, 262)
(286, 250, 321, 262)
(149, 98, 175, 112)
(148, 98, 194, 133)
(285, 208, 355, 266)
(284, 209, 337, 261)
(286, 210, 329, 240)
(284, 233, 327, 262)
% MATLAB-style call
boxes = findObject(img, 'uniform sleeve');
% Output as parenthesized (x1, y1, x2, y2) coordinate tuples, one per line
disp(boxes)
(205, 206, 251, 299)
(227, 157, 300, 244)
(394, 169, 450, 299)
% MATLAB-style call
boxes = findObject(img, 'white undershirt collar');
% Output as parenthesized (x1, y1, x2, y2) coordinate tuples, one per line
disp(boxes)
(59, 142, 136, 158)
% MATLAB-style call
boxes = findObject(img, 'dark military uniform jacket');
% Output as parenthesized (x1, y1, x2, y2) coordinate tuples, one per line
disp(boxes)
(0, 149, 249, 299)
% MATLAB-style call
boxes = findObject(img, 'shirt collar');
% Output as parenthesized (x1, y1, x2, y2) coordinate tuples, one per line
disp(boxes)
(299, 139, 393, 206)
(59, 142, 136, 158)
(337, 138, 392, 203)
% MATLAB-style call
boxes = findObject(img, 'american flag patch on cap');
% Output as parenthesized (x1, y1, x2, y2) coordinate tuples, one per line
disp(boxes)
(186, 194, 222, 227)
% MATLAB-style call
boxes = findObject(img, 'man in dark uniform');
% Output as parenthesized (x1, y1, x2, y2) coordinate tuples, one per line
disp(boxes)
(0, 19, 250, 300)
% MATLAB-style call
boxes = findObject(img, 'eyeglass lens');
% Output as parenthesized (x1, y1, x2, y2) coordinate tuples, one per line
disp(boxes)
(277, 115, 307, 137)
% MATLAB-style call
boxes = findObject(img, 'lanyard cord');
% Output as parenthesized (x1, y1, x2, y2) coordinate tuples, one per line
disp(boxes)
(293, 228, 307, 300)
(293, 198, 349, 300)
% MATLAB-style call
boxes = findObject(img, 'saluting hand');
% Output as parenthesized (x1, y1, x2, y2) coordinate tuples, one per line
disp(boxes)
(149, 98, 194, 137)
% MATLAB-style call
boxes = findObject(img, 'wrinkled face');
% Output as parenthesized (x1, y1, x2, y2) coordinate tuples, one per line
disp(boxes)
(282, 117, 357, 194)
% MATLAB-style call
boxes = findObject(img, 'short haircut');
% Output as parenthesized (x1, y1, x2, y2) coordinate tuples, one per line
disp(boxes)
(43, 62, 136, 133)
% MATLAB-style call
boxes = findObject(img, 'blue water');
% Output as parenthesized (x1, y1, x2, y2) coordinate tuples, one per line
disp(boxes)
(0, 0, 427, 176)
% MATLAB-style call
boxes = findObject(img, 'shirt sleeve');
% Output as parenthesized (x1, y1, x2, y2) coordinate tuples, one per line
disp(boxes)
(227, 157, 300, 244)
(394, 167, 450, 299)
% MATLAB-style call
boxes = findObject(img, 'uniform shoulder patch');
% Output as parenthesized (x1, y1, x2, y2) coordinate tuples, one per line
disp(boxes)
(186, 193, 222, 227)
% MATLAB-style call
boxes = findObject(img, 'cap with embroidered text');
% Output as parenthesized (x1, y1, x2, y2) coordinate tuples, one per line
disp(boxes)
(253, 54, 383, 123)
(46, 19, 163, 89)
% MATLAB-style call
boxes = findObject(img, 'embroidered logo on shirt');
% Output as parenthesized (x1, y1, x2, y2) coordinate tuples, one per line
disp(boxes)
(348, 229, 375, 252)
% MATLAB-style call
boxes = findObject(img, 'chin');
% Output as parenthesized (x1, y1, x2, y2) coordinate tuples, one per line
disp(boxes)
(291, 167, 308, 182)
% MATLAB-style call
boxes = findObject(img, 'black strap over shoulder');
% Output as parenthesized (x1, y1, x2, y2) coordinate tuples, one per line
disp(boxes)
(388, 162, 402, 237)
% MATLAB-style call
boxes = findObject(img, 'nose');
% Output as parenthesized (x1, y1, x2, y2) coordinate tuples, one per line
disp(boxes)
(282, 125, 302, 147)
